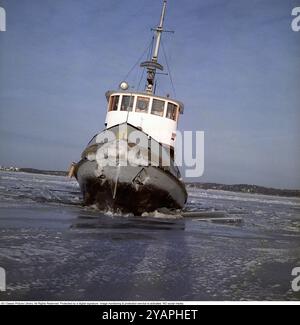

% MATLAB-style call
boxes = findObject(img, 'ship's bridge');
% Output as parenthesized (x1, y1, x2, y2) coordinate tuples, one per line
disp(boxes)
(105, 90, 184, 148)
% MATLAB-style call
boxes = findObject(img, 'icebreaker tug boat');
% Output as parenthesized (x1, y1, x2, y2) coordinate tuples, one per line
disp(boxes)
(73, 1, 187, 215)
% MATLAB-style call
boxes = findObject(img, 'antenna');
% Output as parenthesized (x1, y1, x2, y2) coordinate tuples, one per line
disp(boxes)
(140, 0, 170, 94)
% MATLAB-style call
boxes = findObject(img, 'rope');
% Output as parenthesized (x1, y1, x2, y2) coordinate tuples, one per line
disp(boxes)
(161, 39, 176, 97)
(122, 38, 154, 82)
(137, 36, 154, 90)
(148, 36, 154, 60)
(137, 67, 145, 91)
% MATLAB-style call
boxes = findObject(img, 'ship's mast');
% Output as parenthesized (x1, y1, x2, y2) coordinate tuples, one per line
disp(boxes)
(140, 0, 167, 94)
(153, 0, 167, 62)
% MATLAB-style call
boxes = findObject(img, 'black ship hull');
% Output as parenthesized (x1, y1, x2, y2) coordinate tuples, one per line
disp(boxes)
(75, 123, 187, 215)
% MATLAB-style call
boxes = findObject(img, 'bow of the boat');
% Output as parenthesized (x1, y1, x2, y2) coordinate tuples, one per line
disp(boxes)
(75, 159, 187, 215)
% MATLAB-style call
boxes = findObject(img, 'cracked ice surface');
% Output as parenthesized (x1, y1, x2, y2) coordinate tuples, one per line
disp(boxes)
(0, 171, 300, 301)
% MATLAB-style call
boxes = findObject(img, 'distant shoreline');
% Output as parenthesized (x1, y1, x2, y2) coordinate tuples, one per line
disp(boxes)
(0, 167, 67, 177)
(1, 167, 299, 198)
(186, 182, 300, 198)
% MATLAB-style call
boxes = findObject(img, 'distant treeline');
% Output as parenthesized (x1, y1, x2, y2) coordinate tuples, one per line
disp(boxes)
(186, 182, 300, 198)
(2, 167, 299, 198)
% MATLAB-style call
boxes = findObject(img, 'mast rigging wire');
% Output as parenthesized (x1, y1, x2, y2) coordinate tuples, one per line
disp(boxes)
(121, 38, 154, 83)
(161, 39, 176, 97)
(137, 36, 154, 90)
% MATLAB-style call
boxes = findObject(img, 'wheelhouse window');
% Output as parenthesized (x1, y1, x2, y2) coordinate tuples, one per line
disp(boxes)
(166, 103, 178, 121)
(151, 99, 165, 117)
(120, 95, 134, 112)
(109, 95, 120, 111)
(135, 96, 149, 113)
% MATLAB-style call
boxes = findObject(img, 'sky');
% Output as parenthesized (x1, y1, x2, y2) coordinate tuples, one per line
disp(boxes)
(0, 0, 299, 189)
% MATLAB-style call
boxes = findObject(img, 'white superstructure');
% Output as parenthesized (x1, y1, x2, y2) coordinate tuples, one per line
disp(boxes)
(103, 0, 184, 149)
(104, 91, 184, 148)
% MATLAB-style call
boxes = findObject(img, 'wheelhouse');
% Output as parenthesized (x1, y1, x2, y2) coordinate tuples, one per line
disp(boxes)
(105, 91, 184, 148)
(106, 91, 184, 122)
